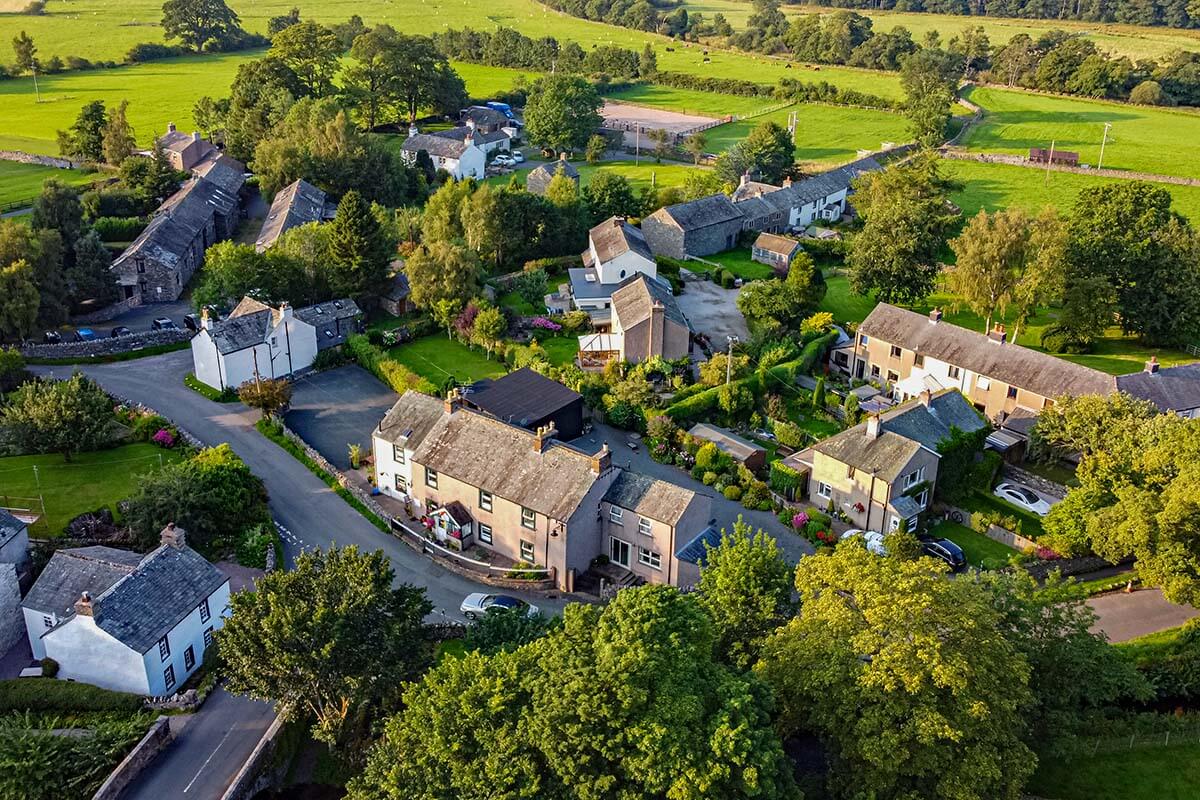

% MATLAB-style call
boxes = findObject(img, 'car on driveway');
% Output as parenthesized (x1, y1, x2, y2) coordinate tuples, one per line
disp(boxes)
(151, 317, 177, 331)
(42, 331, 61, 344)
(72, 328, 97, 342)
(510, 151, 525, 163)
(993, 482, 1053, 516)
(110, 326, 132, 338)
(919, 536, 967, 571)
(841, 529, 886, 556)
(460, 593, 539, 620)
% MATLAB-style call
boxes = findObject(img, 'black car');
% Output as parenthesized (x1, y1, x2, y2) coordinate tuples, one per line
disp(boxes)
(183, 313, 200, 333)
(921, 537, 967, 572)
(110, 326, 132, 338)
(151, 317, 177, 331)
(42, 331, 62, 344)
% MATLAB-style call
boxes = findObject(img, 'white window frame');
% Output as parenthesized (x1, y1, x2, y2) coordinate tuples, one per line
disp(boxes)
(977, 376, 991, 391)
(203, 627, 214, 650)
(395, 474, 407, 493)
(42, 615, 53, 629)
(163, 665, 176, 691)
(479, 490, 493, 512)
(184, 645, 195, 671)
(425, 468, 438, 489)
(637, 517, 652, 537)
(915, 489, 929, 509)
(638, 548, 662, 570)
(903, 467, 925, 489)
(948, 365, 961, 380)
(817, 482, 832, 499)
(158, 636, 170, 662)
(199, 598, 210, 624)
(609, 506, 624, 525)
(393, 444, 406, 464)
(519, 539, 535, 561)
(521, 507, 536, 530)
(478, 524, 493, 544)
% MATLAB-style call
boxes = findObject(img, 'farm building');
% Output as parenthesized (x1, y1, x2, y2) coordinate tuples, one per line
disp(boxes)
(751, 232, 803, 274)
(1029, 147, 1080, 167)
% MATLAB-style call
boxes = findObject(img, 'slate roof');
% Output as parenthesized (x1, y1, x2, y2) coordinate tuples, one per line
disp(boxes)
(293, 298, 361, 328)
(527, 157, 580, 193)
(375, 391, 447, 448)
(402, 132, 470, 159)
(589, 216, 655, 265)
(385, 271, 410, 302)
(611, 274, 689, 330)
(22, 547, 143, 616)
(859, 304, 1118, 400)
(256, 179, 328, 251)
(731, 195, 778, 224)
(788, 155, 881, 206)
(88, 543, 228, 653)
(466, 368, 582, 428)
(193, 154, 247, 196)
(813, 390, 987, 482)
(204, 297, 360, 355)
(676, 524, 722, 566)
(753, 232, 801, 257)
(437, 126, 510, 146)
(0, 509, 25, 550)
(1116, 362, 1200, 413)
(731, 179, 782, 202)
(688, 423, 766, 463)
(113, 179, 214, 272)
(568, 268, 612, 301)
(460, 106, 511, 129)
(412, 408, 601, 521)
(603, 470, 698, 526)
(654, 194, 743, 232)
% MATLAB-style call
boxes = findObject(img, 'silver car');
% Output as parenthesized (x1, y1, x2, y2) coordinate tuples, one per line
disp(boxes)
(993, 482, 1053, 516)
(460, 593, 539, 620)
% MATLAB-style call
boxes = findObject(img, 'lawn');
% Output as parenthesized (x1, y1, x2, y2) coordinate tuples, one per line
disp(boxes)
(706, 247, 776, 280)
(705, 103, 912, 166)
(818, 273, 1198, 376)
(962, 85, 1200, 180)
(0, 160, 99, 209)
(944, 158, 1200, 224)
(927, 520, 1016, 569)
(536, 335, 580, 367)
(387, 334, 506, 385)
(958, 490, 1046, 540)
(603, 84, 773, 118)
(489, 159, 707, 194)
(497, 290, 539, 316)
(1028, 742, 1200, 800)
(0, 443, 185, 537)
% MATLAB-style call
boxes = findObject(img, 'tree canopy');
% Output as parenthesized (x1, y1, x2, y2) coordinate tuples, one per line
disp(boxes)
(161, 0, 244, 51)
(523, 75, 603, 154)
(0, 374, 113, 461)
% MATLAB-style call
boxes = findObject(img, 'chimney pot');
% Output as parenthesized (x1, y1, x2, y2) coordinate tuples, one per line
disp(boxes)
(160, 522, 187, 548)
(919, 389, 932, 408)
(409, 124, 419, 138)
(740, 171, 750, 188)
(533, 422, 557, 452)
(192, 131, 200, 142)
(782, 176, 792, 188)
(167, 122, 176, 133)
(1146, 355, 1160, 374)
(444, 388, 462, 414)
(865, 414, 881, 440)
(987, 323, 1007, 344)
(75, 591, 94, 617)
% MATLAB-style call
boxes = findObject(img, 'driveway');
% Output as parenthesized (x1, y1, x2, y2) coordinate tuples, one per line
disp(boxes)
(1088, 588, 1200, 643)
(576, 423, 814, 565)
(676, 281, 749, 344)
(286, 366, 399, 470)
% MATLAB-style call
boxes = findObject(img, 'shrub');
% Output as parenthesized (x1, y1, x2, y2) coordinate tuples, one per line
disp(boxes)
(773, 420, 805, 449)
(604, 400, 642, 430)
(0, 678, 142, 713)
(559, 310, 592, 335)
(151, 428, 177, 448)
(702, 471, 718, 486)
(125, 42, 189, 63)
(236, 524, 278, 570)
(39, 658, 58, 678)
(90, 216, 147, 242)
(311, 347, 351, 371)
(346, 335, 438, 396)
(723, 485, 743, 501)
(720, 270, 736, 290)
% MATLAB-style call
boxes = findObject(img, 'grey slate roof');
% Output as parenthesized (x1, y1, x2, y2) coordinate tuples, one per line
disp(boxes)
(89, 543, 228, 653)
(789, 155, 881, 206)
(375, 391, 447, 448)
(527, 157, 580, 194)
(293, 298, 361, 328)
(676, 524, 722, 566)
(603, 471, 697, 526)
(193, 154, 247, 196)
(688, 423, 766, 463)
(437, 126, 510, 146)
(461, 106, 511, 130)
(401, 125, 502, 159)
(859, 304, 1118, 400)
(0, 509, 25, 550)
(385, 271, 410, 302)
(113, 176, 238, 274)
(22, 546, 143, 617)
(204, 297, 360, 355)
(611, 274, 689, 330)
(255, 179, 328, 251)
(753, 232, 801, 257)
(731, 195, 777, 224)
(589, 216, 654, 264)
(655, 194, 743, 232)
(1116, 363, 1200, 413)
(467, 368, 582, 428)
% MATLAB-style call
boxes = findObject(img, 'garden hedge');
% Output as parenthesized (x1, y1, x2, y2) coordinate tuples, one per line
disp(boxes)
(346, 335, 439, 397)
(0, 679, 143, 713)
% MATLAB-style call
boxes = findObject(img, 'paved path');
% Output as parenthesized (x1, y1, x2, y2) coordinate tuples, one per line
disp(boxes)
(124, 687, 275, 800)
(1088, 588, 1200, 643)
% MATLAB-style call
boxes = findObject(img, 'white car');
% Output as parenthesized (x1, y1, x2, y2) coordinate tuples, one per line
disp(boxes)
(510, 151, 525, 163)
(840, 529, 886, 556)
(491, 155, 515, 167)
(460, 593, 539, 620)
(993, 482, 1053, 516)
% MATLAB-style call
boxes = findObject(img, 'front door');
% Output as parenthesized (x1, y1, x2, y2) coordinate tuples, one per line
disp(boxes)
(610, 537, 631, 568)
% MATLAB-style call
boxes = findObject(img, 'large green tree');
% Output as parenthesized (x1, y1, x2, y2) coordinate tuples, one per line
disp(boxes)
(404, 240, 480, 316)
(900, 49, 958, 148)
(736, 252, 826, 335)
(328, 191, 396, 301)
(523, 74, 603, 154)
(757, 543, 1035, 800)
(716, 120, 794, 184)
(219, 546, 432, 750)
(212, 56, 304, 162)
(57, 101, 107, 164)
(0, 219, 67, 327)
(0, 261, 39, 342)
(0, 374, 114, 461)
(269, 20, 342, 97)
(11, 31, 37, 75)
(101, 100, 138, 166)
(345, 29, 466, 126)
(161, 0, 243, 51)
(583, 171, 639, 224)
(67, 230, 119, 307)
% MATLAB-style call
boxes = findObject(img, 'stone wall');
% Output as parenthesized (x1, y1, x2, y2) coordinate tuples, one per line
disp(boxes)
(20, 329, 191, 360)
(219, 713, 285, 800)
(0, 565, 23, 656)
(939, 149, 1200, 187)
(90, 716, 173, 800)
(0, 150, 81, 170)
(1001, 464, 1068, 500)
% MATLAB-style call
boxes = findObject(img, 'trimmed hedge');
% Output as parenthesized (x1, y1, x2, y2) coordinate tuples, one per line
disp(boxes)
(346, 334, 439, 396)
(0, 678, 143, 713)
(91, 216, 147, 242)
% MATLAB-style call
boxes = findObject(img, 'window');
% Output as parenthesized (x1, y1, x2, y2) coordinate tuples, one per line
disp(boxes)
(610, 537, 631, 568)
(425, 468, 438, 489)
(184, 646, 195, 671)
(817, 482, 832, 499)
(609, 506, 624, 525)
(638, 517, 652, 536)
(890, 345, 902, 358)
(638, 549, 662, 570)
(1007, 386, 1018, 400)
(915, 489, 929, 508)
(903, 467, 926, 489)
(203, 627, 214, 650)
(392, 444, 406, 464)
(270, 336, 278, 348)
(395, 475, 407, 493)
(199, 598, 210, 624)
(42, 615, 53, 629)
(158, 636, 170, 662)
(847, 465, 855, 479)
(914, 354, 925, 368)
(520, 540, 535, 561)
(870, 365, 881, 379)
(163, 665, 176, 691)
(521, 507, 536, 530)
(859, 335, 869, 346)
(977, 377, 991, 391)
(886, 370, 899, 383)
(479, 490, 493, 512)
(478, 524, 493, 544)
(948, 365, 961, 380)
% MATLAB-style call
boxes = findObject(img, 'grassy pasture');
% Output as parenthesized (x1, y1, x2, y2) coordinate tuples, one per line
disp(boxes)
(706, 102, 911, 166)
(0, 160, 98, 207)
(962, 85, 1200, 179)
(487, 159, 705, 193)
(1029, 742, 1200, 800)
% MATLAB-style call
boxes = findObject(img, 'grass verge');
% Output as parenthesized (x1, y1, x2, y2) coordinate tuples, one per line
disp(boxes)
(1028, 741, 1200, 800)
(184, 372, 237, 402)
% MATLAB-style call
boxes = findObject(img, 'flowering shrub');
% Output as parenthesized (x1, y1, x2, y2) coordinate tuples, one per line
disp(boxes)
(815, 530, 837, 545)
(151, 428, 176, 448)
(1035, 546, 1062, 561)
(531, 317, 562, 332)
(792, 512, 809, 530)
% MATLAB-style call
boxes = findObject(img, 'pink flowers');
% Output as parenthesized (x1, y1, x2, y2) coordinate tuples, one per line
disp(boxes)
(531, 317, 562, 332)
(151, 429, 176, 448)
(792, 512, 809, 530)
(1035, 546, 1062, 561)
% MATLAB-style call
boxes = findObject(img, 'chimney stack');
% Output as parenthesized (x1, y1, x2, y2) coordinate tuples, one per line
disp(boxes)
(591, 443, 612, 475)
(918, 389, 932, 408)
(559, 152, 569, 163)
(160, 522, 187, 548)
(200, 307, 210, 330)
(1145, 355, 1160, 374)
(408, 124, 419, 138)
(929, 307, 943, 324)
(533, 422, 557, 453)
(740, 171, 750, 188)
(987, 323, 1007, 344)
(466, 118, 477, 131)
(192, 131, 201, 142)
(75, 591, 94, 617)
(782, 176, 792, 188)
(278, 301, 293, 320)
(444, 387, 462, 415)
(649, 300, 665, 358)
(167, 122, 177, 133)
(865, 414, 881, 441)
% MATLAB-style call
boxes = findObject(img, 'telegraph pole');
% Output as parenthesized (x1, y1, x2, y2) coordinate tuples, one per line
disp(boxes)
(1098, 123, 1112, 170)
(725, 335, 739, 385)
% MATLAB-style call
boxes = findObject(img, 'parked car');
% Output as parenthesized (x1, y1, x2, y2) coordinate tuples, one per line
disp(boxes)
(460, 593, 539, 620)
(183, 313, 200, 332)
(752, 428, 776, 441)
(840, 529, 886, 556)
(42, 331, 61, 344)
(492, 155, 514, 167)
(510, 151, 525, 163)
(110, 326, 132, 338)
(151, 317, 177, 331)
(993, 482, 1053, 516)
(72, 328, 97, 342)
(920, 536, 967, 571)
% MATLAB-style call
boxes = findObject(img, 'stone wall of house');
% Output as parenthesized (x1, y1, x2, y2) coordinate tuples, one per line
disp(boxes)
(90, 716, 173, 800)
(0, 565, 23, 656)
(20, 329, 191, 360)
(683, 219, 744, 258)
(641, 214, 687, 260)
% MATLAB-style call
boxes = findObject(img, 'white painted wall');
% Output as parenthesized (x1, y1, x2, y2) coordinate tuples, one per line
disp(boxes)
(143, 579, 231, 696)
(194, 316, 319, 390)
(596, 249, 657, 285)
(190, 330, 224, 390)
(373, 434, 417, 501)
(43, 616, 150, 694)
(23, 606, 56, 660)
(455, 147, 486, 180)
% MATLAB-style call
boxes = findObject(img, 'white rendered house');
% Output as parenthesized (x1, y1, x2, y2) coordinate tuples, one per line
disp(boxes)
(399, 125, 491, 181)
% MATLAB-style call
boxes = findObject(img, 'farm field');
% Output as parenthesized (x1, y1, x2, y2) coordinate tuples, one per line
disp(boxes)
(943, 159, 1200, 223)
(706, 102, 911, 166)
(961, 86, 1200, 179)
(603, 84, 773, 118)
(818, 273, 1197, 376)
(488, 159, 705, 193)
(0, 160, 99, 208)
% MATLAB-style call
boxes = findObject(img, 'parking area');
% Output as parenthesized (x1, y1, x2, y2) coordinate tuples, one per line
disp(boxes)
(676, 280, 749, 344)
(65, 298, 194, 339)
(601, 101, 715, 148)
(285, 365, 399, 469)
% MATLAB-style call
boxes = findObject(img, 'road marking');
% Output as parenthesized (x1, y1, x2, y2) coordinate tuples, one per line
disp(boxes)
(183, 725, 237, 793)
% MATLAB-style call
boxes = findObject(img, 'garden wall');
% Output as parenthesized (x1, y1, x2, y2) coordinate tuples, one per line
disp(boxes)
(939, 149, 1200, 186)
(20, 329, 191, 360)
(90, 716, 172, 800)
(219, 714, 285, 800)
(1001, 464, 1068, 500)
(0, 150, 81, 170)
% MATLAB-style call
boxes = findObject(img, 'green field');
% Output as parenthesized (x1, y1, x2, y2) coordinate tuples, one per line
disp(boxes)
(707, 103, 911, 166)
(962, 86, 1200, 179)
(388, 334, 506, 384)
(944, 159, 1200, 223)
(605, 84, 780, 118)
(819, 273, 1198, 376)
(489, 159, 705, 193)
(1029, 742, 1200, 800)
(0, 160, 99, 208)
(0, 443, 185, 537)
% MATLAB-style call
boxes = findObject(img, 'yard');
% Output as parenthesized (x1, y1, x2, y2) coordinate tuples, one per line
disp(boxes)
(0, 443, 186, 537)
(705, 247, 776, 280)
(1028, 742, 1200, 800)
(927, 520, 1016, 569)
(0, 161, 98, 209)
(387, 334, 506, 385)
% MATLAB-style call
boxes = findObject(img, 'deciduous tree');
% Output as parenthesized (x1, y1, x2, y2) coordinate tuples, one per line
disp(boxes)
(57, 101, 107, 163)
(405, 240, 480, 316)
(900, 49, 958, 148)
(0, 260, 39, 341)
(237, 377, 293, 418)
(101, 100, 137, 166)
(0, 374, 113, 461)
(67, 230, 118, 307)
(161, 0, 243, 51)
(269, 20, 343, 98)
(523, 74, 603, 153)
